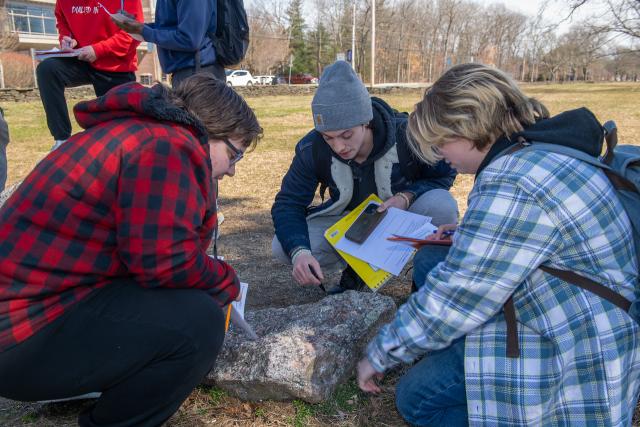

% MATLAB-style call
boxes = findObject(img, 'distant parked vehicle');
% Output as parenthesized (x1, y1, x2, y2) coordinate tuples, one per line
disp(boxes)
(255, 75, 275, 85)
(225, 69, 258, 86)
(273, 73, 319, 84)
(274, 75, 288, 85)
(289, 73, 319, 84)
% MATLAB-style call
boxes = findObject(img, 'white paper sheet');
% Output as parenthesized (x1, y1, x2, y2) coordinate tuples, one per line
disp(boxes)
(231, 282, 249, 319)
(34, 48, 80, 61)
(334, 207, 436, 275)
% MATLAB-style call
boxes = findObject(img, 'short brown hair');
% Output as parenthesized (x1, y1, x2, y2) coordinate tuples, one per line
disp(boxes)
(170, 74, 262, 150)
(408, 63, 549, 163)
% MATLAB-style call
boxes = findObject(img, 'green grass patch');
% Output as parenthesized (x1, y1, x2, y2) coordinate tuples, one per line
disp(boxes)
(20, 412, 38, 423)
(205, 386, 227, 406)
(292, 399, 314, 427)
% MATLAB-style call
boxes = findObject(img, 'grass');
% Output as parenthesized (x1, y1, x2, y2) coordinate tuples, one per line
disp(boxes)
(0, 82, 639, 426)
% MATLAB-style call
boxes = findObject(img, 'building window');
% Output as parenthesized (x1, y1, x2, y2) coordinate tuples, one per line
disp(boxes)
(7, 3, 57, 36)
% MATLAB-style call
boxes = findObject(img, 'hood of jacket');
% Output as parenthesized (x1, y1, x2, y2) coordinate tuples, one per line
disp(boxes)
(73, 82, 209, 145)
(477, 107, 604, 177)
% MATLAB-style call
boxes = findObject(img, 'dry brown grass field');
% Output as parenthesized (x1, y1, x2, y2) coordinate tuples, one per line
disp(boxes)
(0, 82, 639, 426)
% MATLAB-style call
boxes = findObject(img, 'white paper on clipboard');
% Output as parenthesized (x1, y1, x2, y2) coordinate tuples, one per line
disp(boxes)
(97, 2, 144, 41)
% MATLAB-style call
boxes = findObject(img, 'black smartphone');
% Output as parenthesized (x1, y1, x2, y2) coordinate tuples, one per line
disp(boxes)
(345, 202, 387, 244)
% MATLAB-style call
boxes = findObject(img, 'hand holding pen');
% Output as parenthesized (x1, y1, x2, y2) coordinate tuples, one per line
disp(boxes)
(60, 36, 77, 51)
(426, 223, 457, 241)
(309, 265, 327, 293)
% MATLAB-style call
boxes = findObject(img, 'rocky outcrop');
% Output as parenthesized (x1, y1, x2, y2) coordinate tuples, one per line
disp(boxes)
(206, 291, 396, 403)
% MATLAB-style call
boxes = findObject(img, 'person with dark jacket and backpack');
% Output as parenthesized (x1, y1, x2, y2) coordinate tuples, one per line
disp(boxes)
(357, 63, 640, 426)
(113, 0, 225, 86)
(0, 106, 8, 193)
(271, 61, 458, 293)
(0, 75, 262, 426)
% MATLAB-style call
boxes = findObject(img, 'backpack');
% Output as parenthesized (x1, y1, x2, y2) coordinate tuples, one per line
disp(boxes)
(194, 0, 250, 70)
(209, 0, 250, 67)
(502, 121, 640, 358)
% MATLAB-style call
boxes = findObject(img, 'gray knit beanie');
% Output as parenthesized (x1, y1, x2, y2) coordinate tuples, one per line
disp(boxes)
(311, 61, 372, 132)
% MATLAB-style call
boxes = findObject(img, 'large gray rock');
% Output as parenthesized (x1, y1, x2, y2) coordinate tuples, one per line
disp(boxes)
(205, 291, 396, 403)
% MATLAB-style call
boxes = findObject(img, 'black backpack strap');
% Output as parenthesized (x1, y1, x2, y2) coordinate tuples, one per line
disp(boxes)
(311, 137, 331, 202)
(194, 50, 201, 72)
(215, 0, 226, 38)
(194, 0, 221, 73)
(504, 296, 520, 358)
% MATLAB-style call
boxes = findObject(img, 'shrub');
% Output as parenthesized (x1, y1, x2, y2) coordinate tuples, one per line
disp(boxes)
(0, 51, 35, 88)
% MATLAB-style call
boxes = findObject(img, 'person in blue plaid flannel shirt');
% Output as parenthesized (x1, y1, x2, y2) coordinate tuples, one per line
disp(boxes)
(357, 63, 640, 426)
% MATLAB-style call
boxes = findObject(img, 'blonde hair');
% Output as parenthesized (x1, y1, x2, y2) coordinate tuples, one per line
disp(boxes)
(408, 63, 549, 164)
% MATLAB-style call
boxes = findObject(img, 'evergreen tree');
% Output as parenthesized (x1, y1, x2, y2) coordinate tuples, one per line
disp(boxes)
(286, 0, 313, 74)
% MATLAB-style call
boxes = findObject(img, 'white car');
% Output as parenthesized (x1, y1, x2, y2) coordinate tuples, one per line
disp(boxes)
(255, 75, 275, 85)
(225, 69, 258, 86)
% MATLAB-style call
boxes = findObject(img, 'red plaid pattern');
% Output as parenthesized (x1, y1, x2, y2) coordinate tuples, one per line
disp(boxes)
(0, 83, 239, 352)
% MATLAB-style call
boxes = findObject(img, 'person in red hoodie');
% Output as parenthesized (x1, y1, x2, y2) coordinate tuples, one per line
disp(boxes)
(38, 0, 144, 150)
(0, 74, 262, 426)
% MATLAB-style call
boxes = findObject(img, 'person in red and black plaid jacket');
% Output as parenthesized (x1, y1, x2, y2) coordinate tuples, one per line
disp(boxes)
(0, 74, 261, 427)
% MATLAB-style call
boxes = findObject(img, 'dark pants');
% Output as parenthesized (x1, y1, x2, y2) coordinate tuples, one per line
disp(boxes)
(0, 108, 8, 193)
(171, 62, 225, 88)
(36, 58, 135, 140)
(0, 281, 225, 427)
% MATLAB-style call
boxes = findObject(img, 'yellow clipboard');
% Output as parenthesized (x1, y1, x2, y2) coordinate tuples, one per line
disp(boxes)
(324, 194, 393, 291)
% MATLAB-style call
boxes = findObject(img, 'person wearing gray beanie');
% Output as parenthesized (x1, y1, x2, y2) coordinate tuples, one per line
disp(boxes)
(271, 61, 459, 293)
(311, 61, 372, 133)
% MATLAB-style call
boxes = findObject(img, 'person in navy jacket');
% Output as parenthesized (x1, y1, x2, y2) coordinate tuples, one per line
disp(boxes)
(114, 0, 223, 86)
(271, 61, 458, 293)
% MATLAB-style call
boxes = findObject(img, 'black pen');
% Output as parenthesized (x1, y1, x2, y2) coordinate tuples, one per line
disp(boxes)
(309, 265, 326, 292)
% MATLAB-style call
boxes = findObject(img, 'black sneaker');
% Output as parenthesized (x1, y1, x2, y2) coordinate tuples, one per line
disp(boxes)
(327, 266, 367, 294)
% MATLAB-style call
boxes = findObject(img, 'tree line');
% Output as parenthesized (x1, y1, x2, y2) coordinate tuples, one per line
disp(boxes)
(244, 0, 640, 83)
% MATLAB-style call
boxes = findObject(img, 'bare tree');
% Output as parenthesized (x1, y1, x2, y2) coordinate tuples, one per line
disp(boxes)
(569, 0, 640, 41)
(245, 0, 290, 74)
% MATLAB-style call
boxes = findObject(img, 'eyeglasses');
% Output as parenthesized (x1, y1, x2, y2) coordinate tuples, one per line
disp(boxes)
(223, 138, 244, 165)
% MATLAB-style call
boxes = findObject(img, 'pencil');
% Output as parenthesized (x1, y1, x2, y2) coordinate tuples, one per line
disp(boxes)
(224, 304, 232, 332)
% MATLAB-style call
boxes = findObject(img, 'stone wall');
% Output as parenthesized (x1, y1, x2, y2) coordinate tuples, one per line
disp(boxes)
(0, 84, 426, 103)
(0, 86, 95, 103)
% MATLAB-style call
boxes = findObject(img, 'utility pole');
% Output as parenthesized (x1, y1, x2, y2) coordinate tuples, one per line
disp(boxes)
(370, 0, 375, 87)
(351, 1, 356, 71)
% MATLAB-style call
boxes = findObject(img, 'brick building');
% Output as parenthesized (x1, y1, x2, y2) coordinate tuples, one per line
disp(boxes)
(3, 0, 165, 84)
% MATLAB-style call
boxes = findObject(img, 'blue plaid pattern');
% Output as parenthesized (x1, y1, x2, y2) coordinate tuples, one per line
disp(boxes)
(368, 150, 640, 425)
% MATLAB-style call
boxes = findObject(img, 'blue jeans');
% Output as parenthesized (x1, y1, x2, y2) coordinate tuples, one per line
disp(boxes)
(396, 338, 468, 426)
(412, 244, 451, 291)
